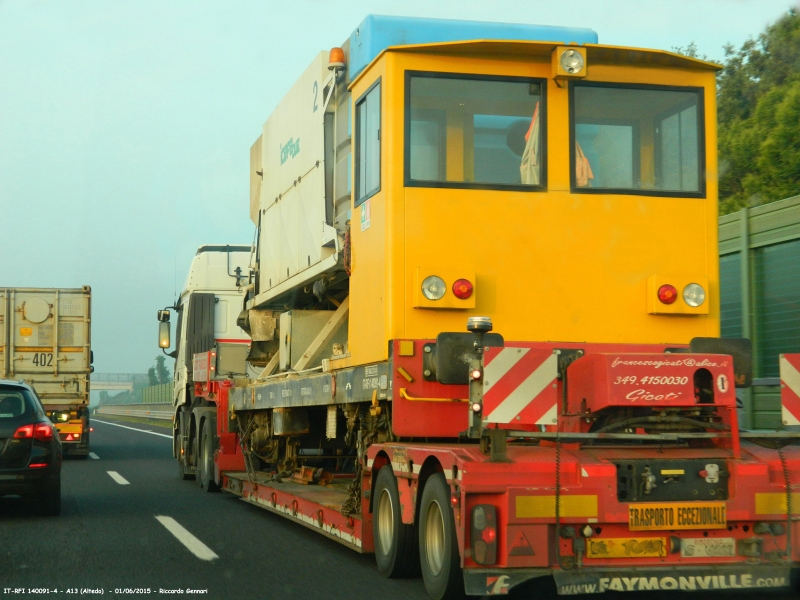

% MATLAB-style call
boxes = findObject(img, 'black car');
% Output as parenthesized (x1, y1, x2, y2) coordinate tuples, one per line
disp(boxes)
(0, 380, 62, 515)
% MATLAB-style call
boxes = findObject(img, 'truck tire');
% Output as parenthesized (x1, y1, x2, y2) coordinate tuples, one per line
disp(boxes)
(373, 465, 418, 578)
(419, 473, 464, 600)
(200, 420, 219, 492)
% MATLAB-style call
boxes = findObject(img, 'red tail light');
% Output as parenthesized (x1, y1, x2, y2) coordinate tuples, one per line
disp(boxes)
(452, 279, 473, 300)
(14, 424, 34, 438)
(34, 423, 54, 442)
(28, 463, 48, 468)
(14, 423, 53, 441)
(658, 284, 678, 305)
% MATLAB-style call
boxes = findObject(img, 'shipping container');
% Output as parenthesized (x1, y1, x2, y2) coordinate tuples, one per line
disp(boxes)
(0, 286, 92, 455)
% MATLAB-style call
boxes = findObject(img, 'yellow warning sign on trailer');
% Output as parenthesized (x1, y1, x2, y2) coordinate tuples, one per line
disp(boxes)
(628, 502, 726, 530)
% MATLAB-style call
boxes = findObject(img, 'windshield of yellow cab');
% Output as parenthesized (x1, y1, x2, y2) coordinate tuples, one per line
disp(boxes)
(572, 83, 704, 195)
(406, 73, 544, 189)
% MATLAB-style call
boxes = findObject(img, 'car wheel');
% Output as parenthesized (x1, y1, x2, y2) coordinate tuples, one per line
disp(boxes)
(373, 465, 418, 577)
(200, 420, 219, 493)
(37, 479, 61, 517)
(419, 473, 464, 600)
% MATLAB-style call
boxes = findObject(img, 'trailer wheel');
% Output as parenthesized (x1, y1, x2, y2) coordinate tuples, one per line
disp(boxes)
(373, 465, 418, 578)
(419, 473, 464, 600)
(200, 420, 219, 492)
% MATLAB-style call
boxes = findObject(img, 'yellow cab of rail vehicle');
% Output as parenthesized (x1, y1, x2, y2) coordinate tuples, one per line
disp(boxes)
(187, 15, 800, 600)
(343, 19, 720, 367)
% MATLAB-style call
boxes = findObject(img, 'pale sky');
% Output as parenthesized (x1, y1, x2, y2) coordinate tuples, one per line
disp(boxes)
(0, 0, 795, 375)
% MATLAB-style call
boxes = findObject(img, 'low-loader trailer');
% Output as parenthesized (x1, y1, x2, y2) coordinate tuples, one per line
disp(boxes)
(160, 16, 800, 599)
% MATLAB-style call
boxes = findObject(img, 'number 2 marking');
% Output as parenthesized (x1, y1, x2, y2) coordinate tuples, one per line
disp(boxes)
(312, 81, 318, 112)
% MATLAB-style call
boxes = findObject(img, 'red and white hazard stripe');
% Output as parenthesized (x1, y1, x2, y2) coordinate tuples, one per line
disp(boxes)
(483, 347, 558, 425)
(780, 354, 800, 427)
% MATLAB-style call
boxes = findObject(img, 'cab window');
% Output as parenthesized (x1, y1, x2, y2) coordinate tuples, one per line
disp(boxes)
(405, 72, 545, 190)
(355, 80, 381, 206)
(570, 82, 704, 196)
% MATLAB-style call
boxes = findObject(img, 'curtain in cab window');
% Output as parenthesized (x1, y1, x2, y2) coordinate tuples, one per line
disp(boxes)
(572, 84, 703, 195)
(406, 73, 544, 189)
(355, 82, 380, 205)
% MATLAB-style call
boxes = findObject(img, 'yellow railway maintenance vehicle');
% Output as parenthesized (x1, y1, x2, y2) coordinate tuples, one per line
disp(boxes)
(163, 15, 800, 599)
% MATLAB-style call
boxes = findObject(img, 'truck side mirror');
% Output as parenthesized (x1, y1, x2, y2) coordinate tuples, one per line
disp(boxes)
(157, 309, 171, 323)
(158, 321, 171, 349)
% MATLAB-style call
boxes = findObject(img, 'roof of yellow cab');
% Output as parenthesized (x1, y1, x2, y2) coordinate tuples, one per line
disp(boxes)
(350, 39, 721, 87)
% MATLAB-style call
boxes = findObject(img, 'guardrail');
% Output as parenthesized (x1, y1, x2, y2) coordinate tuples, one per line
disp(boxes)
(95, 403, 173, 421)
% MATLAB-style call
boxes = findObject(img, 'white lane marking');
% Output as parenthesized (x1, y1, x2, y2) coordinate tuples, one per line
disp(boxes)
(107, 471, 130, 485)
(89, 452, 100, 459)
(155, 516, 219, 561)
(93, 419, 172, 439)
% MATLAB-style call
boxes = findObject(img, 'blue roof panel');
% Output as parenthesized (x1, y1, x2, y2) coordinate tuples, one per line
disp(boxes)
(348, 15, 598, 79)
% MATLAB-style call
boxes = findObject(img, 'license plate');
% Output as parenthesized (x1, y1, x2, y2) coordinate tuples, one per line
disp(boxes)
(629, 502, 727, 530)
(56, 423, 82, 434)
(680, 537, 735, 558)
(586, 537, 667, 558)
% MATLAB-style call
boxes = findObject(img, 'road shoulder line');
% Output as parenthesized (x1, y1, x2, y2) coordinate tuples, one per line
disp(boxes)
(93, 418, 172, 439)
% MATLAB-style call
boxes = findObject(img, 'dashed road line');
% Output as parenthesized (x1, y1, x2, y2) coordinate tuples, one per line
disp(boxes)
(93, 419, 172, 439)
(107, 471, 130, 485)
(89, 452, 100, 459)
(155, 516, 219, 561)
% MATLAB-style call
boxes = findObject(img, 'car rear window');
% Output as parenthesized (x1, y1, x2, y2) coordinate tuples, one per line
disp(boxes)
(0, 386, 35, 419)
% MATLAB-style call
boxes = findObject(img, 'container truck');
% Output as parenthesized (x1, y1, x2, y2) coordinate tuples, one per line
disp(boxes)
(1, 286, 92, 457)
(160, 16, 800, 599)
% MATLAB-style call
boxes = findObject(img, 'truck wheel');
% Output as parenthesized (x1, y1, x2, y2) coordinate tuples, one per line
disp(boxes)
(373, 465, 418, 578)
(200, 420, 219, 492)
(419, 473, 464, 600)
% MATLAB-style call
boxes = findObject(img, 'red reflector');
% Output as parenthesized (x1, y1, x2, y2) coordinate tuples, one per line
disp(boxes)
(28, 463, 48, 469)
(452, 279, 473, 300)
(699, 469, 709, 478)
(65, 434, 74, 441)
(658, 284, 678, 305)
(14, 424, 34, 439)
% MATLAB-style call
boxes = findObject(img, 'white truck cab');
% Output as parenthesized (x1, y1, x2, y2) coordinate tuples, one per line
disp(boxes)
(158, 245, 252, 431)
(170, 245, 251, 408)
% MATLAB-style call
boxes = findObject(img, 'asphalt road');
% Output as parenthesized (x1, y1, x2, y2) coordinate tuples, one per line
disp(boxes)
(1, 418, 798, 600)
(0, 417, 426, 599)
